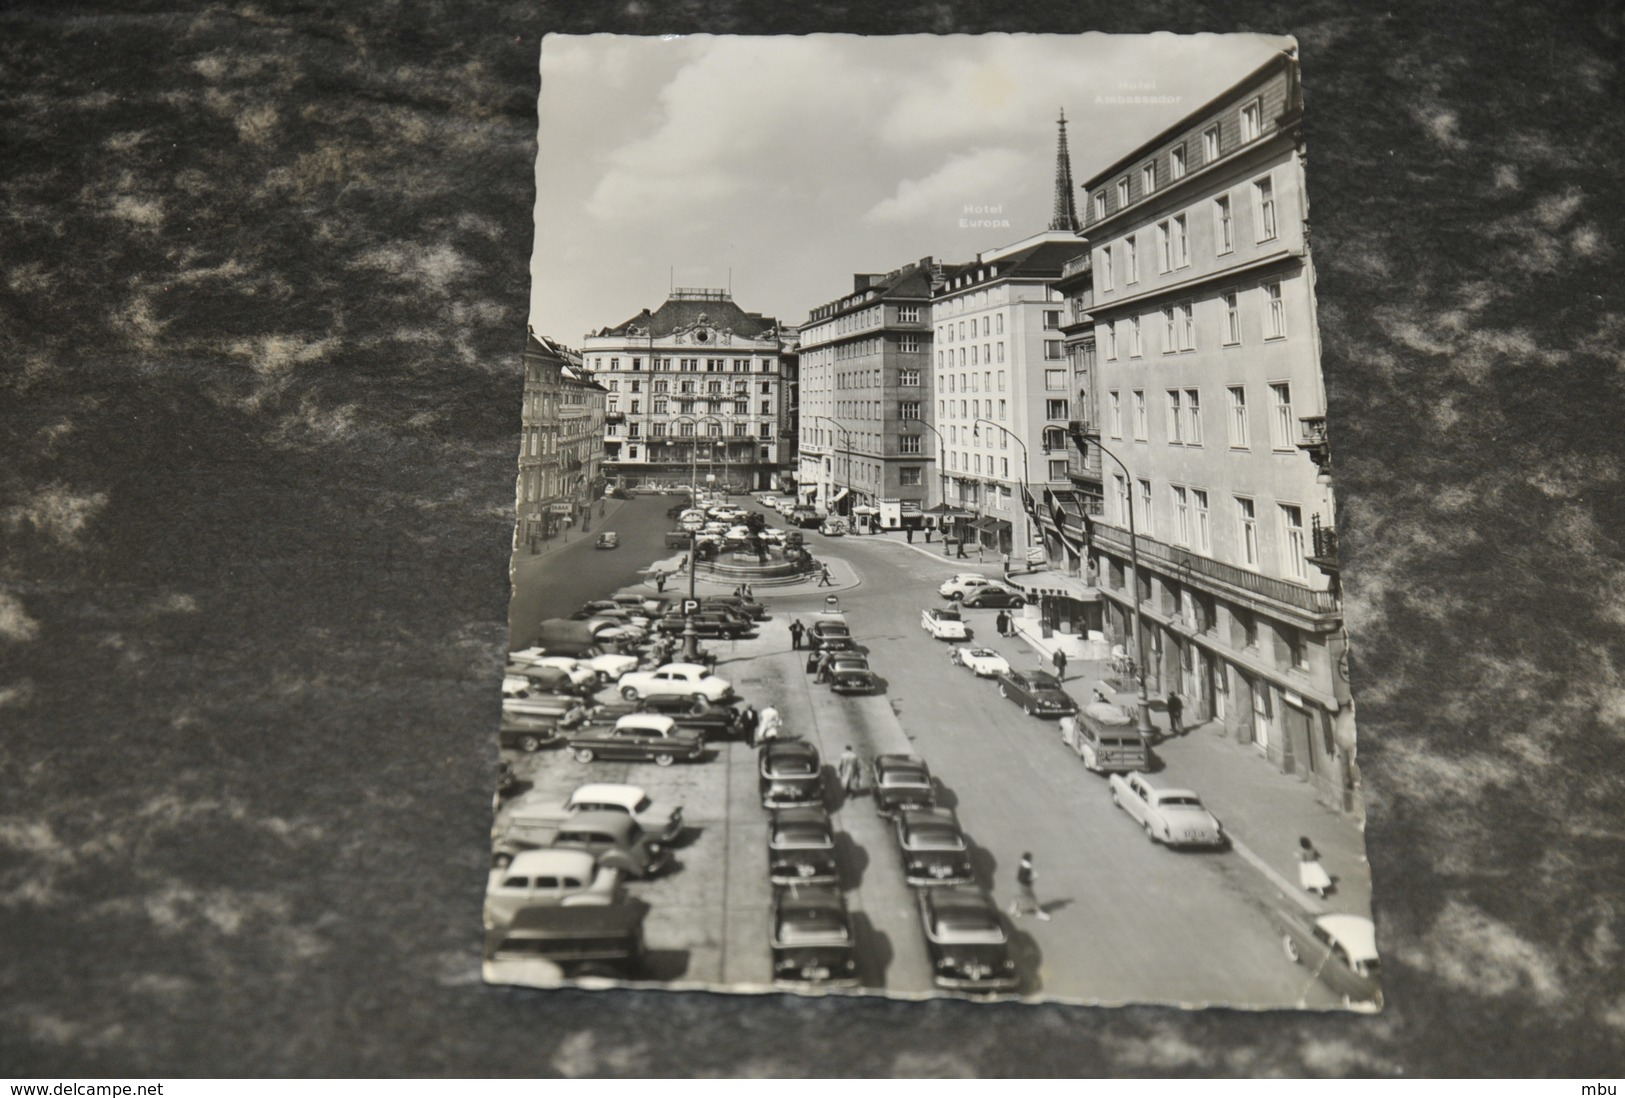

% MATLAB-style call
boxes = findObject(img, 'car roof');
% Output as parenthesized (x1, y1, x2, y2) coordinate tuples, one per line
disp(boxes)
(503, 849, 598, 876)
(877, 753, 925, 768)
(569, 783, 647, 806)
(1316, 915, 1379, 961)
(612, 714, 677, 733)
(655, 662, 709, 675)
(771, 806, 832, 827)
(766, 739, 819, 759)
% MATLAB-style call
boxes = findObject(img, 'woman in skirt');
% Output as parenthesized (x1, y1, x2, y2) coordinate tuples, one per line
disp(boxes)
(1297, 835, 1332, 898)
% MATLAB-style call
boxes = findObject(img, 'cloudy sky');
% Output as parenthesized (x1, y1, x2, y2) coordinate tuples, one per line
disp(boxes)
(531, 33, 1292, 343)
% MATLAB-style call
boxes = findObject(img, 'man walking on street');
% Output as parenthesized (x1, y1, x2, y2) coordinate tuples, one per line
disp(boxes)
(837, 745, 861, 800)
(818, 565, 834, 587)
(652, 568, 666, 593)
(739, 705, 760, 747)
(1053, 648, 1068, 681)
(789, 619, 805, 651)
(1166, 691, 1184, 736)
(1008, 852, 1051, 920)
(994, 610, 1008, 638)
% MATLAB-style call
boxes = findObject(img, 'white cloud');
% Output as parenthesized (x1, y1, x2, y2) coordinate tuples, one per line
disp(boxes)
(863, 148, 1027, 225)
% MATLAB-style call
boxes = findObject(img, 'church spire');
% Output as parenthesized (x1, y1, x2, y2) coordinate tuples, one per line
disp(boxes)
(1049, 107, 1080, 233)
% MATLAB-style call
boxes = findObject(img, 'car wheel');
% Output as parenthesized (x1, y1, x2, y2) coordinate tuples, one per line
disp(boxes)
(1143, 819, 1158, 843)
(574, 747, 595, 763)
(1281, 935, 1301, 964)
(621, 686, 639, 700)
(520, 735, 543, 754)
(999, 685, 1010, 699)
(1025, 703, 1037, 716)
(653, 752, 675, 767)
(1110, 791, 1121, 808)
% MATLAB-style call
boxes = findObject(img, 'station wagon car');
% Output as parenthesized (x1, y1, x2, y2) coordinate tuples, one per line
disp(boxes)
(918, 886, 1020, 994)
(483, 849, 620, 928)
(950, 646, 1011, 678)
(1108, 772, 1226, 848)
(767, 806, 839, 885)
(483, 902, 646, 987)
(548, 810, 672, 878)
(759, 740, 824, 809)
(770, 885, 860, 989)
(961, 585, 1026, 609)
(809, 620, 856, 652)
(893, 807, 975, 887)
(920, 605, 970, 641)
(938, 573, 995, 599)
(1274, 910, 1383, 1011)
(1064, 703, 1149, 773)
(502, 688, 587, 725)
(616, 663, 734, 703)
(494, 784, 685, 864)
(826, 654, 880, 695)
(871, 754, 937, 818)
(565, 713, 706, 767)
(995, 669, 1079, 717)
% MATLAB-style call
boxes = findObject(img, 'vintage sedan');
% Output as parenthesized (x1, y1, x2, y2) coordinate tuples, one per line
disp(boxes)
(548, 810, 672, 879)
(767, 806, 839, 885)
(759, 740, 825, 809)
(1108, 772, 1226, 848)
(871, 754, 938, 818)
(826, 654, 880, 695)
(893, 807, 975, 887)
(504, 663, 595, 697)
(483, 849, 621, 928)
(809, 620, 856, 652)
(920, 605, 970, 641)
(517, 658, 600, 693)
(510, 647, 637, 682)
(653, 612, 752, 639)
(594, 532, 619, 550)
(564, 713, 706, 767)
(494, 784, 685, 865)
(616, 662, 734, 703)
(950, 646, 1011, 678)
(559, 698, 741, 741)
(502, 687, 588, 726)
(770, 885, 860, 990)
(918, 886, 1020, 994)
(961, 585, 1026, 609)
(700, 595, 767, 621)
(938, 573, 996, 599)
(995, 669, 1079, 718)
(1273, 910, 1383, 1011)
(482, 901, 647, 988)
(499, 716, 562, 754)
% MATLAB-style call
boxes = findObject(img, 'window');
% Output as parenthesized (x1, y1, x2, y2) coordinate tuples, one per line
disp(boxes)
(900, 336, 920, 353)
(1109, 390, 1123, 438)
(1162, 306, 1177, 352)
(1125, 236, 1139, 283)
(1114, 474, 1130, 523)
(1138, 479, 1153, 534)
(653, 379, 668, 393)
(1043, 309, 1062, 330)
(1166, 390, 1184, 441)
(1236, 497, 1259, 566)
(759, 380, 772, 393)
(1045, 399, 1070, 420)
(1049, 459, 1068, 481)
(1192, 489, 1211, 552)
(629, 400, 640, 414)
(1170, 143, 1186, 179)
(1178, 303, 1194, 351)
(1214, 195, 1233, 253)
(1184, 389, 1203, 445)
(1142, 163, 1156, 195)
(899, 368, 920, 385)
(1280, 503, 1308, 581)
(1228, 386, 1249, 447)
(733, 422, 747, 436)
(1128, 315, 1143, 357)
(996, 343, 1005, 363)
(734, 400, 748, 415)
(1044, 339, 1064, 360)
(1117, 177, 1131, 206)
(651, 421, 667, 436)
(1103, 321, 1117, 360)
(1224, 291, 1241, 345)
(1133, 390, 1148, 440)
(899, 435, 922, 454)
(898, 467, 923, 487)
(1173, 214, 1188, 267)
(653, 397, 668, 414)
(999, 398, 1007, 420)
(995, 314, 1004, 335)
(1264, 282, 1286, 339)
(1203, 123, 1221, 162)
(898, 306, 920, 322)
(1255, 177, 1277, 241)
(997, 370, 1005, 390)
(1094, 192, 1107, 220)
(1101, 247, 1114, 291)
(1173, 486, 1190, 545)
(1241, 98, 1263, 142)
(1045, 368, 1066, 391)
(1157, 221, 1171, 272)
(899, 401, 920, 420)
(1269, 382, 1295, 449)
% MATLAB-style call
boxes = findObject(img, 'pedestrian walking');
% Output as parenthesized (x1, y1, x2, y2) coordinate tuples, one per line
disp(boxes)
(1297, 836, 1332, 899)
(1052, 648, 1068, 681)
(1166, 692, 1184, 736)
(818, 565, 834, 587)
(738, 705, 760, 747)
(759, 705, 783, 743)
(815, 650, 835, 683)
(837, 745, 861, 798)
(994, 610, 1009, 637)
(906, 528, 914, 544)
(788, 619, 805, 650)
(1008, 852, 1051, 920)
(955, 539, 967, 559)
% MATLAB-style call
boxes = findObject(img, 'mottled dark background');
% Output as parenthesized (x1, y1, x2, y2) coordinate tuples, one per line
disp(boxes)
(3, 0, 1622, 1078)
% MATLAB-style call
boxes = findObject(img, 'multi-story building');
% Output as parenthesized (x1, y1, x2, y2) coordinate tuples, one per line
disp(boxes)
(1079, 48, 1355, 809)
(581, 289, 797, 493)
(519, 330, 607, 548)
(797, 259, 939, 522)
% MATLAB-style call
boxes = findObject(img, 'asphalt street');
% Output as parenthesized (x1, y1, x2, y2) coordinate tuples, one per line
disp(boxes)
(501, 494, 1348, 1006)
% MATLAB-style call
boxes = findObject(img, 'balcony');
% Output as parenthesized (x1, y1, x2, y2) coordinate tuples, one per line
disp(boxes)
(1297, 415, 1330, 474)
(1091, 521, 1341, 622)
(1307, 512, 1340, 577)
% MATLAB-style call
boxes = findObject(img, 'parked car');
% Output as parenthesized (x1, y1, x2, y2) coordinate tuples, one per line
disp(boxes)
(701, 595, 767, 621)
(505, 663, 595, 697)
(770, 885, 860, 989)
(818, 517, 849, 536)
(938, 573, 996, 600)
(767, 806, 839, 885)
(1273, 910, 1383, 1010)
(961, 585, 1026, 609)
(759, 740, 824, 808)
(826, 654, 880, 695)
(565, 713, 707, 767)
(665, 529, 695, 549)
(809, 620, 856, 652)
(949, 646, 1011, 678)
(483, 849, 620, 928)
(616, 662, 734, 703)
(893, 807, 975, 887)
(612, 593, 669, 617)
(790, 508, 824, 529)
(510, 646, 634, 682)
(871, 754, 938, 818)
(499, 716, 563, 754)
(494, 784, 685, 865)
(560, 698, 742, 741)
(921, 605, 970, 641)
(518, 658, 599, 693)
(1108, 772, 1226, 848)
(594, 532, 619, 550)
(1064, 703, 1149, 773)
(917, 886, 1020, 994)
(502, 688, 587, 726)
(483, 902, 646, 987)
(547, 810, 672, 878)
(654, 612, 751, 639)
(995, 669, 1079, 717)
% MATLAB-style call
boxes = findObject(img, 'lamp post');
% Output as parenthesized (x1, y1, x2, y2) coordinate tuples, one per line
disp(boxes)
(910, 416, 950, 518)
(1066, 422, 1153, 736)
(973, 418, 1031, 562)
(672, 414, 727, 662)
(806, 415, 852, 520)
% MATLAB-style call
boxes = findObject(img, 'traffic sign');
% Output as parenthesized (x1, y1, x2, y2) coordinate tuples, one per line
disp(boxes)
(682, 599, 700, 614)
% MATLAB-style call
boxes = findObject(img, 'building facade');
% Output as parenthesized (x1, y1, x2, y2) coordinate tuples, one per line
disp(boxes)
(580, 290, 798, 493)
(1080, 49, 1355, 809)
(519, 330, 607, 549)
(797, 259, 939, 521)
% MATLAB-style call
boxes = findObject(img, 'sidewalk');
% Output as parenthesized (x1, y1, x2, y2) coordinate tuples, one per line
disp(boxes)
(1006, 622, 1373, 922)
(510, 496, 633, 565)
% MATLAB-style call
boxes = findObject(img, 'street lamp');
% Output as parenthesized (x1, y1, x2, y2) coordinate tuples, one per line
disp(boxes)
(909, 416, 951, 518)
(806, 415, 852, 519)
(973, 418, 1031, 563)
(1066, 421, 1154, 736)
(671, 413, 728, 662)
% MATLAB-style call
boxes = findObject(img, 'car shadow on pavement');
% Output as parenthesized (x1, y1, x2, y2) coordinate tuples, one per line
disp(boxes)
(833, 831, 869, 889)
(849, 911, 892, 991)
(930, 782, 959, 811)
(968, 843, 999, 891)
(639, 949, 692, 982)
(1006, 927, 1043, 995)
